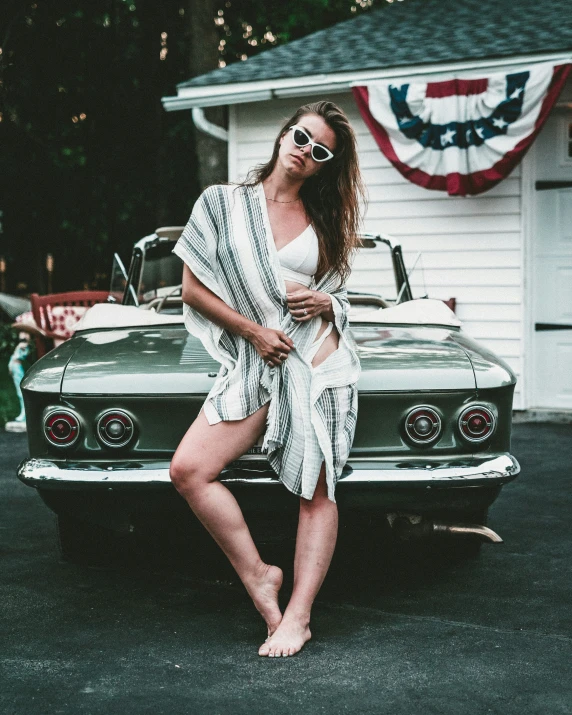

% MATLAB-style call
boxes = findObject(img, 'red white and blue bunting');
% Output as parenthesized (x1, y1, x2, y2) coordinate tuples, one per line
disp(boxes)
(352, 61, 571, 196)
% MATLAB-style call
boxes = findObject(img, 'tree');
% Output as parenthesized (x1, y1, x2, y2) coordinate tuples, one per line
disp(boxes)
(0, 0, 379, 292)
(188, 0, 228, 188)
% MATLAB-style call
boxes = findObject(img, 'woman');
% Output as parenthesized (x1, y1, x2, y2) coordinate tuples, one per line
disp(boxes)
(170, 100, 366, 657)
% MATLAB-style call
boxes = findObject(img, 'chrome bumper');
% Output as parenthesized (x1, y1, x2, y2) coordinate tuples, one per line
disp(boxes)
(17, 453, 520, 490)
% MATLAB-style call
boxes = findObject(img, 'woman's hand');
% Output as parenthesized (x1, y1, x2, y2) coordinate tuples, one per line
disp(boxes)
(249, 326, 295, 367)
(286, 288, 333, 323)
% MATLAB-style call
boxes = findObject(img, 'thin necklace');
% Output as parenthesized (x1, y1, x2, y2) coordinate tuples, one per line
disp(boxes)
(264, 193, 301, 204)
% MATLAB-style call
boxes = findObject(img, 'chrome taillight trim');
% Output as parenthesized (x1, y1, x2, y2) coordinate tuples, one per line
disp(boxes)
(43, 408, 81, 448)
(403, 405, 442, 445)
(457, 405, 496, 443)
(96, 409, 136, 448)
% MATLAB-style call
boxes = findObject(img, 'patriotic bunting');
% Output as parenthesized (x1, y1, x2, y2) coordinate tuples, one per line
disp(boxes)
(352, 61, 571, 196)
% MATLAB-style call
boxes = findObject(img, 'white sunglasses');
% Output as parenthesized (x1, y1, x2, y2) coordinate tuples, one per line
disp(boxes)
(289, 124, 334, 162)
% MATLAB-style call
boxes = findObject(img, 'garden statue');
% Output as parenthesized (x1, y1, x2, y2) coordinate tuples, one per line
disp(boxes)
(5, 331, 32, 433)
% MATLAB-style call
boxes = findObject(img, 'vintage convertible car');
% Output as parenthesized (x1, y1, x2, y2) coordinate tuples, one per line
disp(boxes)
(17, 227, 520, 565)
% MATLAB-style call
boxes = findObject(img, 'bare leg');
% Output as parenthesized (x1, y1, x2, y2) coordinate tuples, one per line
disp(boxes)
(169, 402, 283, 637)
(258, 463, 336, 656)
(259, 320, 341, 657)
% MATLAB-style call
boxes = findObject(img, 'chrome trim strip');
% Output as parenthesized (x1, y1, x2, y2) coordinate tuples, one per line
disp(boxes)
(17, 454, 520, 488)
(339, 454, 519, 483)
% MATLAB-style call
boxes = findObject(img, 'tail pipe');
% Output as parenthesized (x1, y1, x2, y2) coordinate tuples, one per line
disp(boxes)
(387, 514, 503, 544)
(432, 521, 503, 543)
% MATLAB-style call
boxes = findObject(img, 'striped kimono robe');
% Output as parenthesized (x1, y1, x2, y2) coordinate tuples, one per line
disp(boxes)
(172, 182, 361, 503)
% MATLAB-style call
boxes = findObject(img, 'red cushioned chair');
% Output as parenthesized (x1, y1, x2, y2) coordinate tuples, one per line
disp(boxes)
(442, 297, 456, 313)
(29, 291, 110, 358)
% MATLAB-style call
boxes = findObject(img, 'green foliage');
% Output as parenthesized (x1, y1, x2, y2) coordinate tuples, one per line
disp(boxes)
(0, 324, 22, 361)
(1, 0, 199, 294)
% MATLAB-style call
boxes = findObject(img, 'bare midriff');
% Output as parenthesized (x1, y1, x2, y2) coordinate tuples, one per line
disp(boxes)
(285, 278, 330, 343)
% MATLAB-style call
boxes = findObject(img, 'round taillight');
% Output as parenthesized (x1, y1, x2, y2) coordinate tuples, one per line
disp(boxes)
(458, 405, 496, 443)
(96, 410, 135, 448)
(404, 406, 442, 445)
(44, 409, 81, 447)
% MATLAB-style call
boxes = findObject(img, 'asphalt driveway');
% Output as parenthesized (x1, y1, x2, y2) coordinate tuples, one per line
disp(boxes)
(2, 423, 571, 715)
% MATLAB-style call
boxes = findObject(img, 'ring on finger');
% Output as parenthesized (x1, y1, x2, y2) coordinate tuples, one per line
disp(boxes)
(303, 308, 307, 315)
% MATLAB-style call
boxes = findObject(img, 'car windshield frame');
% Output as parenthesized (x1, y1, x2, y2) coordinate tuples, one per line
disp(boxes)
(121, 231, 415, 312)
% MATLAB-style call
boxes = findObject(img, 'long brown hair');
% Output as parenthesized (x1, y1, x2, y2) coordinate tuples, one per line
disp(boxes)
(236, 100, 367, 285)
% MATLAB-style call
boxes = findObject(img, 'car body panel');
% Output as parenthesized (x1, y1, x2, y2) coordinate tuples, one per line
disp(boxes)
(23, 387, 511, 458)
(349, 325, 477, 391)
(449, 331, 517, 389)
(21, 335, 88, 394)
(59, 328, 219, 395)
(32, 324, 480, 396)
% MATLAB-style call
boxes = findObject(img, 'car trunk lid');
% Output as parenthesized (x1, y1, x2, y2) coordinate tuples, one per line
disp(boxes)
(61, 324, 475, 394)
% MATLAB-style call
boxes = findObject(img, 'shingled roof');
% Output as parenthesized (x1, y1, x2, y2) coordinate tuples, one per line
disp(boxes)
(178, 0, 572, 90)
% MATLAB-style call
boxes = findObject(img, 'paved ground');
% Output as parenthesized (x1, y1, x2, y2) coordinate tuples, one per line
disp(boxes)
(2, 423, 571, 715)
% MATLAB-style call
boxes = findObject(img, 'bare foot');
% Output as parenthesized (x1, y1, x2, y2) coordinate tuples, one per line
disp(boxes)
(258, 615, 312, 657)
(244, 563, 283, 637)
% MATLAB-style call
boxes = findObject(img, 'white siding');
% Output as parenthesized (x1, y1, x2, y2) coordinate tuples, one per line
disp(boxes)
(230, 92, 525, 408)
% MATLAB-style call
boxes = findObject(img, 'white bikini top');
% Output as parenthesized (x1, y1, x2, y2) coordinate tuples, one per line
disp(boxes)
(277, 224, 319, 287)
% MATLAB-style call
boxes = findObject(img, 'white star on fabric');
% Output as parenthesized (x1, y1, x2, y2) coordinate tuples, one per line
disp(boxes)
(441, 127, 456, 146)
(510, 86, 524, 100)
(475, 126, 485, 139)
(492, 116, 509, 129)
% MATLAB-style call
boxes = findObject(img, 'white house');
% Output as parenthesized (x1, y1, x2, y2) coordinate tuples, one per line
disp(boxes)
(162, 0, 572, 414)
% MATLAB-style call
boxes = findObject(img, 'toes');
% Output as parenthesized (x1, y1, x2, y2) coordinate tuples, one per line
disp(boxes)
(259, 640, 296, 658)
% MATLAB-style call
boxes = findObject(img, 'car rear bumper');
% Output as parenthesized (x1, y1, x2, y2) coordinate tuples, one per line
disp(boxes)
(17, 453, 520, 491)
